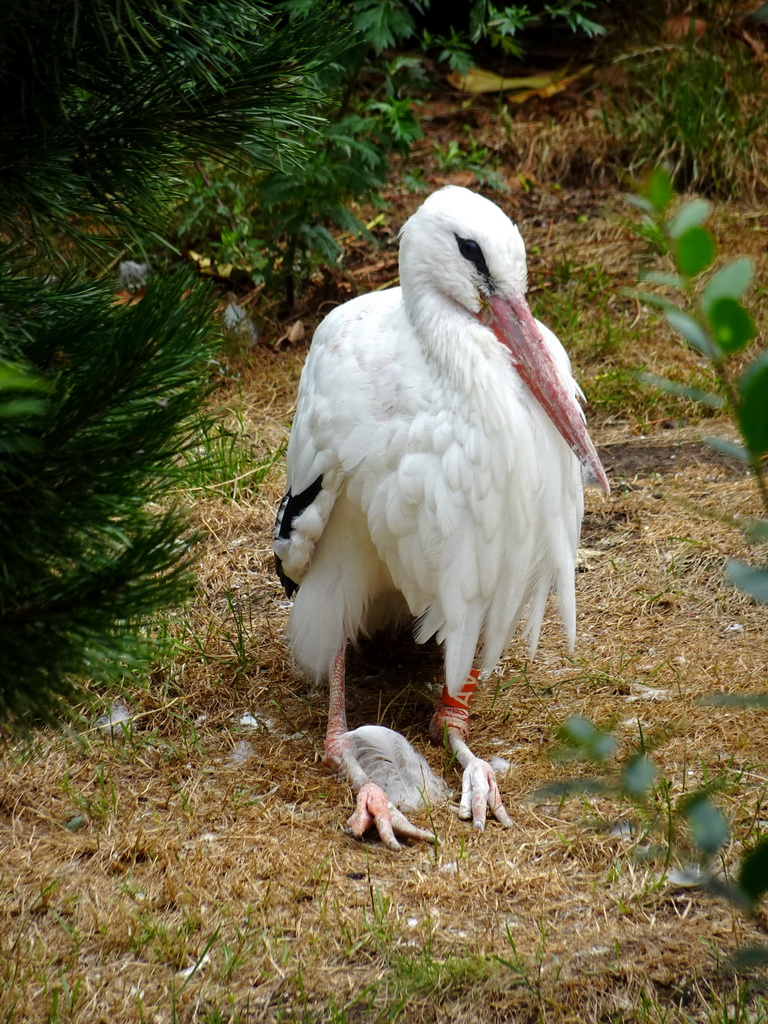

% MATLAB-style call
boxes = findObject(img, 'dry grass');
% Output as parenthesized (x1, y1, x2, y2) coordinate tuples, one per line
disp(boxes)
(1, 191, 767, 1023)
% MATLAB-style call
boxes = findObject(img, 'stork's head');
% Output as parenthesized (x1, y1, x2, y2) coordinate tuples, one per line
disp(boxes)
(399, 187, 609, 493)
(400, 185, 529, 314)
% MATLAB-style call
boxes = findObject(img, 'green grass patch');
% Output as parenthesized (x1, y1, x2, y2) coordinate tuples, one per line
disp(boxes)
(178, 409, 284, 504)
(606, 35, 768, 197)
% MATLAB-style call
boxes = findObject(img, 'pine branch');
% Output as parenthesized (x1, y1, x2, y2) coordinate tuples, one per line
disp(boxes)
(0, 0, 351, 730)
(0, 270, 218, 729)
(0, 0, 350, 258)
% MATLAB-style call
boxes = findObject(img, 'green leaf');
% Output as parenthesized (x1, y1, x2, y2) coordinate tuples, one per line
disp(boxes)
(643, 167, 673, 213)
(640, 270, 684, 290)
(622, 754, 657, 797)
(664, 308, 716, 357)
(639, 372, 724, 409)
(745, 517, 768, 544)
(668, 198, 712, 238)
(704, 435, 749, 463)
(353, 3, 416, 52)
(0, 362, 49, 392)
(0, 396, 48, 420)
(731, 946, 768, 970)
(625, 288, 677, 312)
(726, 560, 768, 603)
(737, 838, 768, 907)
(561, 715, 594, 744)
(707, 297, 755, 354)
(701, 257, 754, 313)
(566, 12, 606, 37)
(559, 715, 617, 761)
(737, 351, 768, 456)
(674, 225, 715, 278)
(705, 875, 755, 912)
(698, 692, 768, 708)
(625, 194, 655, 216)
(683, 795, 729, 856)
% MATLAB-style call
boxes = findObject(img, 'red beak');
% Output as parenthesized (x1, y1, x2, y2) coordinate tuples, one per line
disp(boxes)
(479, 294, 610, 494)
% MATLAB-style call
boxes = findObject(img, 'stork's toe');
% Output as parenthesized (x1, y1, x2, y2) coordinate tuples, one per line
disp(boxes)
(458, 758, 512, 831)
(345, 779, 434, 851)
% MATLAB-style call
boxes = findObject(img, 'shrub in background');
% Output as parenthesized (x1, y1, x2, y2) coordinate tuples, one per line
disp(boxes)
(173, 0, 609, 308)
(606, 28, 768, 197)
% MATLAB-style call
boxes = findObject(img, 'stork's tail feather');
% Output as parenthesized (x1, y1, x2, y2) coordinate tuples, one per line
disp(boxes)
(346, 725, 449, 812)
(274, 553, 298, 599)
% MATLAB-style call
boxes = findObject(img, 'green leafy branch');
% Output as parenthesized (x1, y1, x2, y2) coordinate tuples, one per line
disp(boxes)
(542, 170, 768, 967)
(537, 715, 768, 967)
(627, 166, 768, 603)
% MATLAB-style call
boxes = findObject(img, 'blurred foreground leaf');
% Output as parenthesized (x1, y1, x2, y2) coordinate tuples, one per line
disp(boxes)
(682, 795, 729, 856)
(726, 559, 768, 602)
(675, 225, 715, 278)
(708, 297, 755, 354)
(622, 754, 657, 797)
(738, 838, 768, 908)
(702, 257, 754, 313)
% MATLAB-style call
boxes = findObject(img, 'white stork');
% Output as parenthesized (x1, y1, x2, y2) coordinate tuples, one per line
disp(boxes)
(274, 186, 609, 850)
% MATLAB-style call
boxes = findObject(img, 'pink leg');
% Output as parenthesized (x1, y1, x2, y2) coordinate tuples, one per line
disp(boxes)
(323, 646, 434, 851)
(322, 647, 351, 768)
(430, 668, 512, 831)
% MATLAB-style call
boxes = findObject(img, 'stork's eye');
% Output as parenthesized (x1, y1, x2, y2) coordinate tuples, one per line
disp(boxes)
(455, 235, 492, 286)
(458, 238, 483, 263)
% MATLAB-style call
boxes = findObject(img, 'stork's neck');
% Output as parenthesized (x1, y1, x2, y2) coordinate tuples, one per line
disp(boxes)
(403, 281, 517, 408)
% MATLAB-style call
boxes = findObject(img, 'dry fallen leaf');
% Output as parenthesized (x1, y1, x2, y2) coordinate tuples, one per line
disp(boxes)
(447, 67, 558, 94)
(627, 683, 673, 702)
(431, 171, 477, 189)
(662, 16, 708, 40)
(286, 320, 306, 344)
(507, 69, 594, 105)
(447, 65, 592, 100)
(576, 546, 606, 571)
(112, 286, 146, 306)
(275, 320, 306, 349)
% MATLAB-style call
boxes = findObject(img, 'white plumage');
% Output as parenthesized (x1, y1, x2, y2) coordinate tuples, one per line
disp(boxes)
(345, 726, 449, 813)
(274, 186, 608, 850)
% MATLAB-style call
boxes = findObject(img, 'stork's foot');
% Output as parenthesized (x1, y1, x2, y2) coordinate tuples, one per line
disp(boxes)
(458, 757, 513, 831)
(346, 779, 435, 852)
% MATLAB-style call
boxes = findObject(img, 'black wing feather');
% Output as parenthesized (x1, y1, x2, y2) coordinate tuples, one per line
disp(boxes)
(274, 475, 323, 597)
